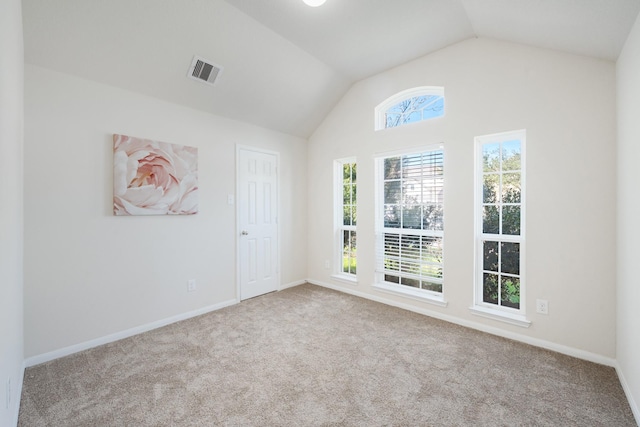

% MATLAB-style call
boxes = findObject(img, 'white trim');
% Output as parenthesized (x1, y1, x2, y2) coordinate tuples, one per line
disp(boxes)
(469, 305, 531, 328)
(373, 281, 447, 307)
(279, 279, 306, 290)
(24, 299, 238, 367)
(307, 279, 616, 367)
(615, 362, 640, 426)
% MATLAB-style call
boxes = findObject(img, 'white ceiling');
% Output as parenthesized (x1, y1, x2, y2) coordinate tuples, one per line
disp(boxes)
(22, 0, 640, 138)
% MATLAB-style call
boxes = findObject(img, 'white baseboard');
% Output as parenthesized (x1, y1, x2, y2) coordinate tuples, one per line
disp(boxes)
(24, 299, 238, 367)
(307, 279, 617, 368)
(280, 279, 306, 290)
(615, 362, 640, 426)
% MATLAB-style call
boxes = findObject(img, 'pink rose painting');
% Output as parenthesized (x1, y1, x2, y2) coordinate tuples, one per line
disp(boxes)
(113, 134, 198, 215)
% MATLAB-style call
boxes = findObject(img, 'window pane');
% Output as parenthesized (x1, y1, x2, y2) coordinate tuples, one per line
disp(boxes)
(483, 143, 500, 172)
(402, 154, 422, 178)
(384, 181, 401, 204)
(384, 234, 400, 273)
(406, 111, 421, 124)
(386, 114, 401, 128)
(343, 184, 351, 205)
(502, 140, 521, 171)
(343, 229, 350, 249)
(384, 157, 401, 179)
(483, 241, 499, 272)
(483, 174, 499, 203)
(400, 277, 420, 288)
(501, 242, 519, 275)
(422, 281, 442, 293)
(385, 274, 400, 284)
(502, 173, 521, 203)
(343, 206, 351, 226)
(483, 273, 499, 304)
(502, 205, 521, 235)
(412, 96, 430, 110)
(422, 236, 443, 263)
(402, 205, 421, 229)
(403, 178, 422, 204)
(388, 99, 411, 114)
(383, 94, 444, 129)
(400, 235, 421, 261)
(351, 163, 357, 183)
(422, 97, 444, 120)
(423, 204, 443, 230)
(384, 205, 400, 228)
(500, 276, 520, 309)
(343, 164, 351, 184)
(483, 205, 499, 234)
(342, 230, 357, 275)
(351, 205, 357, 226)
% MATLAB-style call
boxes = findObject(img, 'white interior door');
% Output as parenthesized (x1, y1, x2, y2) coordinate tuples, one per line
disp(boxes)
(238, 147, 279, 300)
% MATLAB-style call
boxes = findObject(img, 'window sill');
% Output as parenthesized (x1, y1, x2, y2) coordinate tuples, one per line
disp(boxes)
(469, 305, 531, 328)
(373, 282, 448, 307)
(331, 274, 358, 285)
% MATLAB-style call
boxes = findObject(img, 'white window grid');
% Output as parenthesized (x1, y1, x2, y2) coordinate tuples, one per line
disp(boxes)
(474, 130, 526, 315)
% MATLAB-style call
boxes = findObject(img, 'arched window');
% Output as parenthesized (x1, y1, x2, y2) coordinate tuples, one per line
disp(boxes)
(375, 86, 444, 130)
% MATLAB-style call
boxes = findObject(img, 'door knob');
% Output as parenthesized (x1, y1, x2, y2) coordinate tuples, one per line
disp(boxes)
(241, 230, 249, 236)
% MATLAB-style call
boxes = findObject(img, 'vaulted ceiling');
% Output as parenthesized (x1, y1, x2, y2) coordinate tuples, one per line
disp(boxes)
(22, 0, 640, 138)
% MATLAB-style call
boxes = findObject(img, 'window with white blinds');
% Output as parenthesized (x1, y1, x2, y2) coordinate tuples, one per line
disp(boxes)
(376, 148, 444, 296)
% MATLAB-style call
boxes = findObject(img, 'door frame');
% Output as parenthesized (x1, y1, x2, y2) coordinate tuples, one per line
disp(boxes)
(235, 144, 281, 302)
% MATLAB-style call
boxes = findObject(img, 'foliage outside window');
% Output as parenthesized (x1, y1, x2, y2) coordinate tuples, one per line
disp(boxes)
(375, 87, 444, 131)
(336, 159, 357, 277)
(475, 131, 525, 313)
(376, 148, 444, 295)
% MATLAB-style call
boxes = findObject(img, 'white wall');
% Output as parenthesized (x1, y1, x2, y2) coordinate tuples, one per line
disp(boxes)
(23, 65, 307, 359)
(308, 38, 617, 361)
(0, 0, 24, 425)
(616, 12, 640, 422)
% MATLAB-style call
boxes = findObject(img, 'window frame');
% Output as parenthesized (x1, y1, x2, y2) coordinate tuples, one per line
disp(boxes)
(471, 130, 530, 327)
(373, 145, 447, 307)
(333, 157, 358, 283)
(374, 86, 445, 131)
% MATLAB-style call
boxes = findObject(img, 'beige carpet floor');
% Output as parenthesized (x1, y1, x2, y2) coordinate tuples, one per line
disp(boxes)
(19, 283, 636, 426)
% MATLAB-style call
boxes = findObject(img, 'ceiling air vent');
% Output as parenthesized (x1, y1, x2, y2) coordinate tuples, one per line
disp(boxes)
(187, 56, 223, 86)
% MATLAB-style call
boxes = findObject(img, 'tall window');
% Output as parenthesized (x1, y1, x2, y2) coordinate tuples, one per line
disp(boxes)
(375, 147, 444, 300)
(375, 87, 444, 131)
(335, 159, 357, 278)
(474, 130, 526, 321)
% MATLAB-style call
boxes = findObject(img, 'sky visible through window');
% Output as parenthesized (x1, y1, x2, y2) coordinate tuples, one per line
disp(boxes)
(385, 95, 444, 128)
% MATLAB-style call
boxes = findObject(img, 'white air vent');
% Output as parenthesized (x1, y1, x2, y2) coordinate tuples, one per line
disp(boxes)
(187, 56, 223, 86)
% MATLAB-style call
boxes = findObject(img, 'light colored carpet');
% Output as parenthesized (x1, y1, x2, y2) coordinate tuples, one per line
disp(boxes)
(19, 283, 636, 426)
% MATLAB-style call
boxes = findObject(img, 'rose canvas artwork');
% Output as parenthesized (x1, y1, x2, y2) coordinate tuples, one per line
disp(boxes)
(113, 134, 198, 215)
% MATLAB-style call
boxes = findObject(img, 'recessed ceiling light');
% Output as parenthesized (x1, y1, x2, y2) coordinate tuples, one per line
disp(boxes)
(303, 0, 326, 7)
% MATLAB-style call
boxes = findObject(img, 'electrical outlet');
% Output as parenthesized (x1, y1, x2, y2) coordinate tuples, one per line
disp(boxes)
(187, 279, 197, 293)
(536, 299, 548, 315)
(324, 260, 330, 269)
